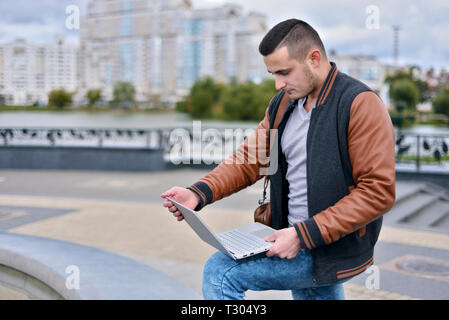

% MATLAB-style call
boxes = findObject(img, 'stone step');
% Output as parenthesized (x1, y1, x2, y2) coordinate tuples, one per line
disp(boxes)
(423, 183, 449, 201)
(401, 200, 449, 228)
(432, 210, 449, 231)
(400, 194, 445, 224)
(394, 183, 425, 204)
(384, 192, 440, 224)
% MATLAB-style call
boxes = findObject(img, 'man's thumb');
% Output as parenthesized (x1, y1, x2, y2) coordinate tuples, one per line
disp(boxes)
(264, 233, 276, 242)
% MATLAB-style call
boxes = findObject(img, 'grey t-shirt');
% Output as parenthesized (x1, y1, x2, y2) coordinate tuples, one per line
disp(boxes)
(280, 98, 315, 227)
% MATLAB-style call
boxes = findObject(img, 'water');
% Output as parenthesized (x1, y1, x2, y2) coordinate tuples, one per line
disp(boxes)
(399, 125, 449, 135)
(1, 110, 448, 134)
(0, 111, 258, 129)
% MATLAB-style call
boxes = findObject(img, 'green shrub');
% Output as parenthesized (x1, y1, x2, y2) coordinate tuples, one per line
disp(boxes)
(48, 89, 73, 109)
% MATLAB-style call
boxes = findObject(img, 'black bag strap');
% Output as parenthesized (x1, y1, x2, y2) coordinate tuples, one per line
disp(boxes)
(259, 91, 290, 205)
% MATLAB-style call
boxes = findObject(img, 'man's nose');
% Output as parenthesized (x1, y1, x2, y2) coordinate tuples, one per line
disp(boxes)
(275, 77, 286, 91)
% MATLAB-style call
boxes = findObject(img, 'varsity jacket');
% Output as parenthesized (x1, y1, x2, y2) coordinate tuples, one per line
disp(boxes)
(187, 62, 396, 284)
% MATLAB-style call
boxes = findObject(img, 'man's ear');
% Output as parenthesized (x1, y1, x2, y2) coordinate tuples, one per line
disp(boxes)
(307, 49, 322, 69)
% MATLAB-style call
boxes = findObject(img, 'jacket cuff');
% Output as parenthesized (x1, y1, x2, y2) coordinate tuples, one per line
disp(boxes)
(187, 181, 213, 211)
(294, 217, 326, 250)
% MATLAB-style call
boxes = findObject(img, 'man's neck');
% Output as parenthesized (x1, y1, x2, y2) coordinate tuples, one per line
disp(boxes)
(305, 62, 332, 111)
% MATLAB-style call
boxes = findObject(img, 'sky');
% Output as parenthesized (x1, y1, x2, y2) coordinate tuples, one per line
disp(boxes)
(1, 0, 448, 71)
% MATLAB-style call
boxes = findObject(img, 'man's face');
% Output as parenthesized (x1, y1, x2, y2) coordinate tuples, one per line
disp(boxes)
(263, 46, 316, 100)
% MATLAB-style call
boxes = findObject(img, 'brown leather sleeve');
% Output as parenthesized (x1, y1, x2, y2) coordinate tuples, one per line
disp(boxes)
(187, 106, 272, 208)
(187, 92, 290, 210)
(312, 91, 396, 245)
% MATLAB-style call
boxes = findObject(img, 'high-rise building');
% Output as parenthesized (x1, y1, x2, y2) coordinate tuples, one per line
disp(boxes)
(328, 50, 390, 108)
(79, 0, 268, 104)
(328, 50, 387, 93)
(0, 37, 78, 106)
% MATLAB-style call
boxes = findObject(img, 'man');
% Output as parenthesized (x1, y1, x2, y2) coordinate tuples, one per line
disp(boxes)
(161, 19, 395, 300)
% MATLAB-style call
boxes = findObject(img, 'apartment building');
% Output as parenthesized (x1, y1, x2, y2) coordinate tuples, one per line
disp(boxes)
(328, 50, 386, 93)
(0, 37, 78, 106)
(79, 0, 268, 104)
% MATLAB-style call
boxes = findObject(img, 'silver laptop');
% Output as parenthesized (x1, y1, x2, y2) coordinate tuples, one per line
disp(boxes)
(165, 197, 275, 260)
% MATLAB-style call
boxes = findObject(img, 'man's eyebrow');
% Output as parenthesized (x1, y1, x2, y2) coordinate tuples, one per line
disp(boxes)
(267, 68, 292, 75)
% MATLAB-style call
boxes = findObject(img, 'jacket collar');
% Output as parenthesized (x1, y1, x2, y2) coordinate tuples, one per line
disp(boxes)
(315, 62, 338, 107)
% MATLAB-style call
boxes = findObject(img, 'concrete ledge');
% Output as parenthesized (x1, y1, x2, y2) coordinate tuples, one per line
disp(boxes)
(0, 264, 63, 299)
(0, 146, 166, 172)
(397, 169, 449, 190)
(0, 232, 202, 300)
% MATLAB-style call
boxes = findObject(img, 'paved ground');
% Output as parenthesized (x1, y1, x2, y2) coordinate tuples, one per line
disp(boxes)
(0, 168, 448, 300)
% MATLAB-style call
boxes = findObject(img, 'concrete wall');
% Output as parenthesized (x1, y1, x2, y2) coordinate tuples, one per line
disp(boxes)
(0, 232, 202, 300)
(0, 264, 63, 300)
(396, 171, 449, 190)
(1, 146, 448, 191)
(0, 146, 166, 172)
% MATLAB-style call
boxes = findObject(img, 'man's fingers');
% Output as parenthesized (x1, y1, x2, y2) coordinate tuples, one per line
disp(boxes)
(161, 187, 176, 198)
(161, 192, 171, 199)
(264, 232, 276, 242)
(172, 210, 181, 217)
(163, 200, 179, 212)
(264, 232, 277, 257)
(161, 188, 185, 222)
(266, 241, 278, 257)
(161, 186, 183, 199)
(163, 199, 173, 208)
(163, 199, 180, 215)
(173, 210, 184, 221)
(266, 247, 276, 257)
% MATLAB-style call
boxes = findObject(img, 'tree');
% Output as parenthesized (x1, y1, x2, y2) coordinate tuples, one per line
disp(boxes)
(219, 79, 279, 121)
(177, 77, 279, 121)
(175, 99, 188, 113)
(113, 82, 135, 108)
(385, 67, 431, 103)
(177, 77, 225, 118)
(190, 77, 223, 103)
(254, 79, 278, 119)
(220, 82, 263, 121)
(433, 90, 449, 118)
(191, 90, 214, 118)
(389, 78, 420, 111)
(86, 89, 102, 106)
(48, 89, 73, 109)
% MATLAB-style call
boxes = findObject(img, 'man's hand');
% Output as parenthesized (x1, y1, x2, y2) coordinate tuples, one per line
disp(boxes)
(264, 227, 301, 259)
(161, 187, 200, 221)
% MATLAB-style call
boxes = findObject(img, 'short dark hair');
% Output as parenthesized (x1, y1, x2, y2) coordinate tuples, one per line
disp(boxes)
(259, 19, 327, 61)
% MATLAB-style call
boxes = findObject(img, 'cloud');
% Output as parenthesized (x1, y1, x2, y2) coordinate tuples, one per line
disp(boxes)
(0, 0, 86, 44)
(0, 22, 60, 43)
(218, 0, 449, 70)
(1, 0, 447, 69)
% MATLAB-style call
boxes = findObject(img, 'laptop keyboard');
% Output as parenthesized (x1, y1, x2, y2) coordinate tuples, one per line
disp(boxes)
(217, 229, 269, 256)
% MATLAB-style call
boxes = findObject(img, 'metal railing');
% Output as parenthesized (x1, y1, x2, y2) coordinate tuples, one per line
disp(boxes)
(1, 127, 449, 171)
(395, 131, 449, 171)
(0, 127, 167, 149)
(0, 126, 255, 165)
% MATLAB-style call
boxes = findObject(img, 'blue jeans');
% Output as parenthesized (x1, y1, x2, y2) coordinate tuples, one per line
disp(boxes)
(202, 249, 347, 300)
